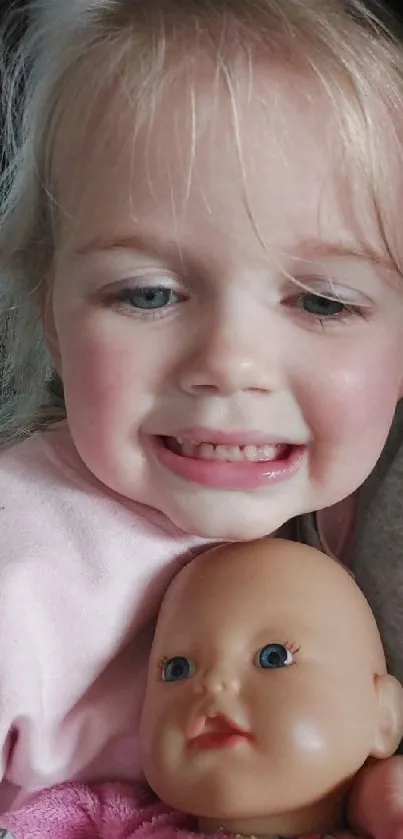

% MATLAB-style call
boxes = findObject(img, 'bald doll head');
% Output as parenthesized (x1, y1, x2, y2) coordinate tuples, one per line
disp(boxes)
(140, 539, 403, 837)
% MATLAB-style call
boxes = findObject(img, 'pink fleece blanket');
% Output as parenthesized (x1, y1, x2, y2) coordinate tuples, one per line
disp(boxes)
(0, 781, 358, 839)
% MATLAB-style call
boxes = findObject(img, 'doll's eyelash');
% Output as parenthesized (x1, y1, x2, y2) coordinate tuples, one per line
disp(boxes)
(284, 642, 301, 655)
(157, 656, 169, 679)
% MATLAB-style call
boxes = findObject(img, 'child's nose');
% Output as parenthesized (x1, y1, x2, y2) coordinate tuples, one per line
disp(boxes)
(177, 312, 280, 396)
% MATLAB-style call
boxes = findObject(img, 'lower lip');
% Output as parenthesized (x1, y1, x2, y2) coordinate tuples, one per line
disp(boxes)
(189, 733, 251, 750)
(151, 438, 306, 490)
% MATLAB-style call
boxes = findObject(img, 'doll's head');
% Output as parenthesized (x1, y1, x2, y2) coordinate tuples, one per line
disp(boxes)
(140, 539, 403, 837)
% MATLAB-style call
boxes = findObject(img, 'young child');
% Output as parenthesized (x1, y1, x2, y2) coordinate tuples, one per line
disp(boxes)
(1, 0, 403, 827)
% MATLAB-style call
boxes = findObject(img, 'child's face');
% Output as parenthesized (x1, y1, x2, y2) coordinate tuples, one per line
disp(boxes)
(49, 56, 403, 539)
(140, 541, 388, 827)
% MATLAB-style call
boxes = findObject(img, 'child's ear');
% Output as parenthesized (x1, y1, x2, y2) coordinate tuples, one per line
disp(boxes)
(370, 674, 403, 758)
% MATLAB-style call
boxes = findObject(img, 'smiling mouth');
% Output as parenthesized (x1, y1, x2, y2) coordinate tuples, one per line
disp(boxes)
(161, 437, 292, 464)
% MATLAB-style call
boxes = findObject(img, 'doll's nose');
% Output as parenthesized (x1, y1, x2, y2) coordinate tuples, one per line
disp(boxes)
(194, 668, 240, 696)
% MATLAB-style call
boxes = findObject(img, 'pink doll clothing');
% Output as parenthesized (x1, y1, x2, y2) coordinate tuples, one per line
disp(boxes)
(0, 781, 359, 839)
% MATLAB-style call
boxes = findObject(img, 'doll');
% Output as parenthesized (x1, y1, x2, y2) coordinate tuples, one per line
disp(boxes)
(140, 539, 403, 838)
(1, 539, 402, 839)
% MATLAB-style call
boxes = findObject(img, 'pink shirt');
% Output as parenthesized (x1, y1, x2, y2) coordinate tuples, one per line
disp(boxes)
(0, 425, 212, 808)
(0, 781, 358, 839)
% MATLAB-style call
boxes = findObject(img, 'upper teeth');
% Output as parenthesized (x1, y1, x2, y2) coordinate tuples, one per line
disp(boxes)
(172, 439, 283, 463)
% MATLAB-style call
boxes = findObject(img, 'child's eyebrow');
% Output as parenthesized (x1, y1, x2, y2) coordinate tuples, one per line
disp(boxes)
(294, 237, 392, 269)
(73, 231, 391, 270)
(73, 232, 182, 262)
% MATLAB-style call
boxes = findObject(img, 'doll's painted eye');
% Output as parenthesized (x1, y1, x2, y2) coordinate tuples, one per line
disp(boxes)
(256, 644, 294, 669)
(162, 656, 195, 682)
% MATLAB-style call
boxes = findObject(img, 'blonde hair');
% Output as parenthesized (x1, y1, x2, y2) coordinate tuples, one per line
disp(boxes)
(0, 0, 402, 441)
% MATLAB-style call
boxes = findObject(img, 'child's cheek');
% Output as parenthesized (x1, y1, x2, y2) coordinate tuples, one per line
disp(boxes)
(62, 335, 144, 427)
(294, 332, 403, 447)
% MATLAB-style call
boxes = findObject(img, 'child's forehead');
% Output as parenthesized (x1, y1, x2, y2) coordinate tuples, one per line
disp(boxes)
(54, 53, 328, 178)
(52, 49, 399, 269)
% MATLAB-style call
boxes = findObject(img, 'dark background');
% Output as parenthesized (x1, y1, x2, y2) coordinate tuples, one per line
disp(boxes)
(379, 0, 403, 21)
(0, 0, 402, 42)
(389, 0, 402, 18)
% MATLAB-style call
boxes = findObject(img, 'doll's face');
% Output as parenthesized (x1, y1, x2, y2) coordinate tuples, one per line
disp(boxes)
(140, 541, 389, 822)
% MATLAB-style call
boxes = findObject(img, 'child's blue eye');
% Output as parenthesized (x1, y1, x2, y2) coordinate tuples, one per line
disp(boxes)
(162, 656, 195, 682)
(116, 286, 181, 310)
(299, 293, 345, 318)
(256, 644, 294, 669)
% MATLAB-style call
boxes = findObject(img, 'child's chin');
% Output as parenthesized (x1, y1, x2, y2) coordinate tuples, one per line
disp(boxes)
(160, 496, 289, 541)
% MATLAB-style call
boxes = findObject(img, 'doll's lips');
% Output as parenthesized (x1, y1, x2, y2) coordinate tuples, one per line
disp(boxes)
(188, 714, 253, 750)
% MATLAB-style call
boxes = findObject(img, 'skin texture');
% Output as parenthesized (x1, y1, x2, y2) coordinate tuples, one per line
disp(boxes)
(45, 52, 403, 541)
(140, 539, 403, 837)
(349, 756, 403, 839)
